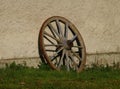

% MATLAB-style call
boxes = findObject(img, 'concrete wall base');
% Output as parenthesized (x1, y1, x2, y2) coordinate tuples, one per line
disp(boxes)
(0, 52, 120, 68)
(86, 52, 120, 68)
(0, 57, 40, 68)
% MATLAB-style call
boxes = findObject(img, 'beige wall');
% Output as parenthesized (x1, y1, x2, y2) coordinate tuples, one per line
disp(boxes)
(0, 0, 120, 66)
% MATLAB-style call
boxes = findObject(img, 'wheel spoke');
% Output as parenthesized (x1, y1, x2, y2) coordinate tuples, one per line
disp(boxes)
(56, 19, 63, 37)
(70, 35, 77, 43)
(71, 50, 82, 61)
(58, 49, 66, 68)
(72, 46, 83, 49)
(69, 52, 79, 70)
(66, 51, 70, 71)
(65, 23, 69, 39)
(44, 44, 62, 47)
(49, 25, 56, 38)
(44, 35, 55, 45)
(51, 54, 60, 62)
(44, 31, 59, 42)
(51, 47, 64, 61)
(47, 23, 61, 39)
(45, 49, 56, 52)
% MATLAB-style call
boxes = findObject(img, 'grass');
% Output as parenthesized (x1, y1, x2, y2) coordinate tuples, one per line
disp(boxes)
(0, 62, 120, 89)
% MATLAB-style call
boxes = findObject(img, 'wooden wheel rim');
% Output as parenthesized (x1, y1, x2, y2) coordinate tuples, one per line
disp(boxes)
(39, 16, 86, 73)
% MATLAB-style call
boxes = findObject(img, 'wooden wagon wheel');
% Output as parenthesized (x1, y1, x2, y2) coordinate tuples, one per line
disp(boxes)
(38, 16, 86, 73)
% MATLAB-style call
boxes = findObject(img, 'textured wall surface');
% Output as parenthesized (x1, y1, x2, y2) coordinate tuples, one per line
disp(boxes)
(0, 0, 120, 66)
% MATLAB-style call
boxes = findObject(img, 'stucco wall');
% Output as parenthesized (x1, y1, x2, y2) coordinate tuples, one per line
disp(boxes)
(0, 0, 120, 66)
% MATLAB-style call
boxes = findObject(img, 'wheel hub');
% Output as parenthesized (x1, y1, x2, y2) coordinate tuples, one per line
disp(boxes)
(56, 40, 73, 52)
(62, 40, 73, 50)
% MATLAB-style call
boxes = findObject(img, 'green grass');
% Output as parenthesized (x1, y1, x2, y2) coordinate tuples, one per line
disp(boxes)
(0, 62, 120, 89)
